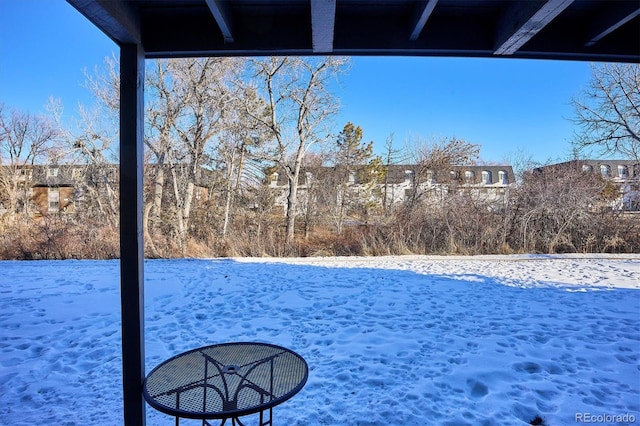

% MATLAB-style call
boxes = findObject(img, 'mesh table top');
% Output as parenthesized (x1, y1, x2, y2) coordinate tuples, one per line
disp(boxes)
(143, 342, 309, 420)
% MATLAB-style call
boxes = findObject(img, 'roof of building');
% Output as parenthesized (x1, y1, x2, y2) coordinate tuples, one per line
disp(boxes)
(270, 164, 515, 186)
(535, 159, 640, 179)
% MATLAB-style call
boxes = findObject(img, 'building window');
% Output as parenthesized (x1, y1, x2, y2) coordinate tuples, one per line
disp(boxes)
(404, 170, 414, 184)
(348, 172, 356, 184)
(499, 170, 508, 185)
(48, 187, 60, 212)
(270, 173, 278, 187)
(582, 164, 593, 173)
(450, 170, 457, 181)
(47, 167, 59, 177)
(482, 170, 492, 185)
(600, 164, 611, 177)
(618, 165, 628, 178)
(464, 170, 475, 182)
(19, 168, 32, 181)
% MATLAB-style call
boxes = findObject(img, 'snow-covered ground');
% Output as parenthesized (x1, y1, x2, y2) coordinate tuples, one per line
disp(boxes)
(1, 254, 639, 425)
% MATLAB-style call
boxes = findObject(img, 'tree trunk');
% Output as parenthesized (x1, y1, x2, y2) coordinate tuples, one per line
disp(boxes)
(285, 174, 298, 245)
(143, 203, 161, 257)
(152, 163, 165, 223)
(222, 163, 234, 238)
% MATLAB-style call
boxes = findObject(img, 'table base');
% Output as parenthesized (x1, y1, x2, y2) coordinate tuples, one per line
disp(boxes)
(170, 407, 273, 426)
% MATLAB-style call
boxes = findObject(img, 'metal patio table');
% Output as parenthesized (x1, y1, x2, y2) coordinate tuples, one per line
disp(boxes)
(143, 342, 309, 426)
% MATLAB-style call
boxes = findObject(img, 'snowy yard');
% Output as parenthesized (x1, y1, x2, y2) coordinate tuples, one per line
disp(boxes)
(1, 254, 639, 425)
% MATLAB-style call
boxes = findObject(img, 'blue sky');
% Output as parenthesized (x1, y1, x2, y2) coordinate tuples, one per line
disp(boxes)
(1, 0, 596, 164)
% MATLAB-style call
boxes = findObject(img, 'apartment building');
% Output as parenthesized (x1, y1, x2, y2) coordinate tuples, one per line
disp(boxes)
(266, 164, 516, 213)
(535, 160, 640, 211)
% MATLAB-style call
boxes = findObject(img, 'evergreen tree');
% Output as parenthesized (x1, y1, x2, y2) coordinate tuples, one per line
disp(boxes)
(333, 122, 384, 231)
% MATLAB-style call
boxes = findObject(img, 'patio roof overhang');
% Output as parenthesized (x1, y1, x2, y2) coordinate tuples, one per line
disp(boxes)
(65, 1, 640, 425)
(69, 0, 640, 61)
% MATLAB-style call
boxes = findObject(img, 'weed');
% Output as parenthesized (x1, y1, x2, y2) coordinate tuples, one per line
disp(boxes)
(529, 415, 546, 425)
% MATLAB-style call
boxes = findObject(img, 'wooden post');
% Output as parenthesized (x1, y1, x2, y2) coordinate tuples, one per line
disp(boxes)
(120, 42, 146, 426)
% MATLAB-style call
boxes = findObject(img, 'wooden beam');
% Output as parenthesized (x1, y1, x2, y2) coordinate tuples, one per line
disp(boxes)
(205, 0, 234, 43)
(410, 0, 439, 41)
(119, 43, 146, 426)
(311, 0, 336, 53)
(494, 0, 574, 55)
(585, 6, 640, 47)
(67, 0, 140, 45)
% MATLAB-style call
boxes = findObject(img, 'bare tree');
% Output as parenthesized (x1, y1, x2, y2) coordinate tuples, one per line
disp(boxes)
(0, 104, 59, 222)
(215, 85, 269, 239)
(572, 63, 640, 161)
(246, 56, 349, 245)
(145, 59, 184, 239)
(502, 148, 538, 184)
(58, 102, 120, 226)
(381, 133, 408, 212)
(42, 56, 123, 236)
(406, 136, 480, 204)
(294, 151, 328, 239)
(514, 164, 616, 253)
(145, 57, 240, 255)
(170, 58, 234, 253)
(79, 56, 241, 255)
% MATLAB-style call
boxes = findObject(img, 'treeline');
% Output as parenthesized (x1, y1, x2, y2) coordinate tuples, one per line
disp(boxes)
(1, 159, 638, 260)
(1, 58, 639, 259)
